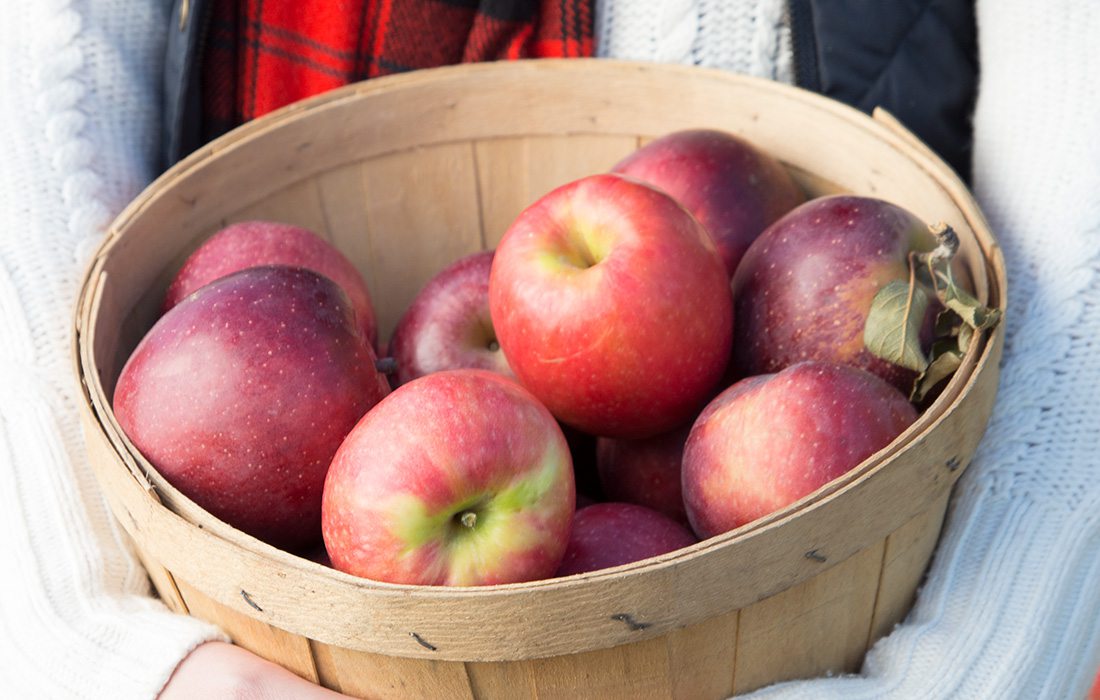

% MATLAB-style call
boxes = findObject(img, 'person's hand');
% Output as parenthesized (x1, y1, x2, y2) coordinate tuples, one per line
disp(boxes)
(160, 641, 353, 699)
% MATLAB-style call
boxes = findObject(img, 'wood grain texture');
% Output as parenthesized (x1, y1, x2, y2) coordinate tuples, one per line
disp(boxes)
(665, 608, 739, 699)
(175, 579, 320, 683)
(732, 542, 885, 694)
(316, 163, 376, 302)
(229, 177, 332, 240)
(72, 60, 1008, 695)
(310, 642, 474, 699)
(525, 635, 672, 699)
(868, 487, 952, 644)
(464, 660, 537, 699)
(132, 543, 189, 616)
(474, 135, 638, 246)
(359, 143, 483, 341)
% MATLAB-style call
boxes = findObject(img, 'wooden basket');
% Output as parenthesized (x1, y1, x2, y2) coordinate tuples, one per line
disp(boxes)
(73, 60, 1006, 698)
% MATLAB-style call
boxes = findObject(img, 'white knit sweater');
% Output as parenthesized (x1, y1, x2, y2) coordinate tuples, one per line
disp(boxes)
(0, 1, 224, 697)
(1, 0, 1097, 698)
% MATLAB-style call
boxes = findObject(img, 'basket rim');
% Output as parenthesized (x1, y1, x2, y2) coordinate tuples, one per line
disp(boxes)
(72, 59, 1007, 659)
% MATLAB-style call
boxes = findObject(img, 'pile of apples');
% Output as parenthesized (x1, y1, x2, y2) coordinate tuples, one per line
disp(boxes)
(113, 129, 991, 587)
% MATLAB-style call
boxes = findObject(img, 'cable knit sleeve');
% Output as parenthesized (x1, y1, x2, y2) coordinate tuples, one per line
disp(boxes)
(0, 1, 225, 697)
(600, 0, 1100, 697)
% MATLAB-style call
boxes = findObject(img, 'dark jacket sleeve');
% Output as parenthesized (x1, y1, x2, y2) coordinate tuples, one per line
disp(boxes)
(789, 0, 977, 181)
(162, 0, 210, 171)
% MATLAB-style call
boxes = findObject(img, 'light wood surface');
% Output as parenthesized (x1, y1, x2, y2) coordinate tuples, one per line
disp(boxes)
(72, 60, 1007, 697)
(732, 542, 884, 693)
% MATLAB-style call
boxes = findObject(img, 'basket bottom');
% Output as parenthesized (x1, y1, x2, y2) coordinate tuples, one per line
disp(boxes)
(137, 489, 948, 699)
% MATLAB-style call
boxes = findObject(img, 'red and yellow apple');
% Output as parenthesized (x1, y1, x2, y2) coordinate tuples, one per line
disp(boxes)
(612, 129, 805, 276)
(322, 369, 575, 585)
(114, 266, 390, 550)
(489, 174, 733, 439)
(682, 361, 918, 539)
(164, 220, 378, 347)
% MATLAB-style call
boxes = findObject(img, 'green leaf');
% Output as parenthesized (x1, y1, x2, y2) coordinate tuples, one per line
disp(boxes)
(937, 274, 1002, 330)
(930, 337, 960, 359)
(957, 323, 975, 353)
(934, 308, 962, 338)
(911, 349, 964, 403)
(864, 279, 931, 372)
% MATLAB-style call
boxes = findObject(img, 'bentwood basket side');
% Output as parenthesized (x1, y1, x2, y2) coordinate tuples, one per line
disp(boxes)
(73, 60, 1005, 699)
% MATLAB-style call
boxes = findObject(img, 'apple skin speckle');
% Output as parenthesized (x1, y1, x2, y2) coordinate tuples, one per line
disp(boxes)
(321, 370, 575, 586)
(730, 195, 938, 392)
(490, 174, 733, 440)
(114, 266, 390, 551)
(388, 250, 513, 386)
(682, 361, 918, 539)
(163, 220, 379, 349)
(612, 129, 805, 277)
(555, 502, 697, 576)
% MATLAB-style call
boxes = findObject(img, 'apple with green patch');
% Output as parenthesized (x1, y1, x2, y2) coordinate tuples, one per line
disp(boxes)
(322, 369, 575, 585)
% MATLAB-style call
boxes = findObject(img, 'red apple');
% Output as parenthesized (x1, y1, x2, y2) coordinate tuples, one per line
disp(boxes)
(322, 369, 575, 586)
(114, 266, 390, 550)
(597, 425, 691, 525)
(164, 220, 378, 347)
(612, 129, 805, 276)
(730, 195, 937, 391)
(556, 503, 697, 576)
(683, 361, 917, 539)
(388, 250, 512, 385)
(490, 173, 733, 439)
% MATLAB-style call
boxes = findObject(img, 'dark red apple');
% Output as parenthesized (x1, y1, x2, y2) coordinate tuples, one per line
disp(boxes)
(490, 173, 733, 439)
(682, 361, 917, 539)
(388, 250, 512, 385)
(556, 503, 697, 576)
(730, 195, 937, 391)
(114, 266, 390, 550)
(322, 370, 575, 586)
(597, 425, 690, 525)
(612, 129, 805, 276)
(164, 220, 378, 347)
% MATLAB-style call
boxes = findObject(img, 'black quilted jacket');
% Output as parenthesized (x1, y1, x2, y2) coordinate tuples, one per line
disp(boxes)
(163, 0, 976, 179)
(789, 0, 977, 180)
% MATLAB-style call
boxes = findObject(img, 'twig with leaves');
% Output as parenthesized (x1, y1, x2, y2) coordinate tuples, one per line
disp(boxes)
(864, 223, 1001, 402)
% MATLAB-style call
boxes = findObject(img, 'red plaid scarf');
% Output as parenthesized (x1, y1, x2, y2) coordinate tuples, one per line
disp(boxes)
(201, 0, 594, 141)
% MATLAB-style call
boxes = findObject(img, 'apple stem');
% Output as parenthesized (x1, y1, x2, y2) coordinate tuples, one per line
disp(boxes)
(924, 222, 960, 266)
(460, 511, 478, 529)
